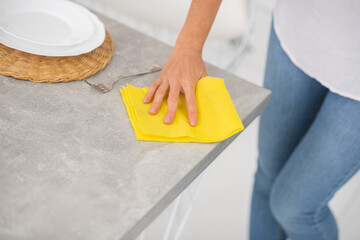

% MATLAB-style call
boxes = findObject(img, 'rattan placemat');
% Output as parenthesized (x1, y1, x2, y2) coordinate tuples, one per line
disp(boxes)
(0, 31, 114, 83)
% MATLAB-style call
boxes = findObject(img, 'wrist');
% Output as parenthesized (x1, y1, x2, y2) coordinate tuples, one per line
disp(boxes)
(173, 41, 203, 57)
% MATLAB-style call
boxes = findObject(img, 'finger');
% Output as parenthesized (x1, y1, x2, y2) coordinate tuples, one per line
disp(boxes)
(144, 78, 161, 103)
(164, 85, 180, 124)
(183, 85, 198, 126)
(149, 82, 169, 115)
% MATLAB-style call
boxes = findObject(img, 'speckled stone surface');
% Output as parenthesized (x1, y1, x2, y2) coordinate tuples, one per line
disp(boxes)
(0, 14, 270, 240)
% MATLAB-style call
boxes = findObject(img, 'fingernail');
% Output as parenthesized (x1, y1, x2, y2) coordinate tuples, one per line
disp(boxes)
(164, 115, 171, 123)
(143, 96, 148, 103)
(190, 119, 196, 126)
(149, 105, 156, 114)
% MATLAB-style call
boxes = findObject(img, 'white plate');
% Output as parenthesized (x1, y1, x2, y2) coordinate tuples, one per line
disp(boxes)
(0, 0, 94, 46)
(0, 0, 105, 56)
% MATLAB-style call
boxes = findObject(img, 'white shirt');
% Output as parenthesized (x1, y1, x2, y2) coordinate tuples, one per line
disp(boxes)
(274, 0, 360, 101)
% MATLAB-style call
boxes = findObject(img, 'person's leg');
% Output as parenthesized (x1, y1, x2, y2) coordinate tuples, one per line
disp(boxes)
(269, 91, 360, 240)
(249, 23, 328, 240)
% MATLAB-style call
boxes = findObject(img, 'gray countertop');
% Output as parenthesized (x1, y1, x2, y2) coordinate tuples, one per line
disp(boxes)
(0, 14, 270, 240)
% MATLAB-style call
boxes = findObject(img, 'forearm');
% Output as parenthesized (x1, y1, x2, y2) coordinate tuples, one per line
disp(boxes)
(175, 0, 222, 55)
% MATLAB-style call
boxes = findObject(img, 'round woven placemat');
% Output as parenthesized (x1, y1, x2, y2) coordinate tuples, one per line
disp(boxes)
(0, 31, 114, 83)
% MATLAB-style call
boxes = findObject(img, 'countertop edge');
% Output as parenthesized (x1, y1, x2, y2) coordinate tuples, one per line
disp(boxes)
(120, 89, 271, 240)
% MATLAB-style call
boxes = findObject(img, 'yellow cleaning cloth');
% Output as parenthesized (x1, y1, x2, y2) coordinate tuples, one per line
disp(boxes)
(119, 76, 244, 143)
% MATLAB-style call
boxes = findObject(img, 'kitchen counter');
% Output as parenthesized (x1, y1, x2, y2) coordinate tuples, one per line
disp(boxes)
(0, 13, 271, 240)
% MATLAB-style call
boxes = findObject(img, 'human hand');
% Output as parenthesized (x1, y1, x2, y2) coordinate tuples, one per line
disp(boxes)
(143, 46, 208, 126)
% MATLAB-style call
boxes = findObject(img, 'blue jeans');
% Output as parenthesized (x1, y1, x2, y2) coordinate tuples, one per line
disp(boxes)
(250, 24, 360, 240)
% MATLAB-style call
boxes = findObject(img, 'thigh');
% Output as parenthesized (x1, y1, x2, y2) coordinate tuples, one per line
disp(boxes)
(271, 91, 360, 226)
(258, 24, 329, 182)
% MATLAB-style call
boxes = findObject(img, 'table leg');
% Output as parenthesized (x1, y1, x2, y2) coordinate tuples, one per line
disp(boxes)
(165, 169, 208, 240)
(136, 169, 208, 240)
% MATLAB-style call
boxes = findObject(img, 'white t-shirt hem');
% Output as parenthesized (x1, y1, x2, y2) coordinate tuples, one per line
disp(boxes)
(273, 17, 360, 102)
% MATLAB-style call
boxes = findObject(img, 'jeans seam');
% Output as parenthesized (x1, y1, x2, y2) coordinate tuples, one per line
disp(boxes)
(313, 160, 360, 240)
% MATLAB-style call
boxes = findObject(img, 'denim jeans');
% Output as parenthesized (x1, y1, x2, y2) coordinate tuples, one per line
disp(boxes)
(249, 23, 360, 240)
